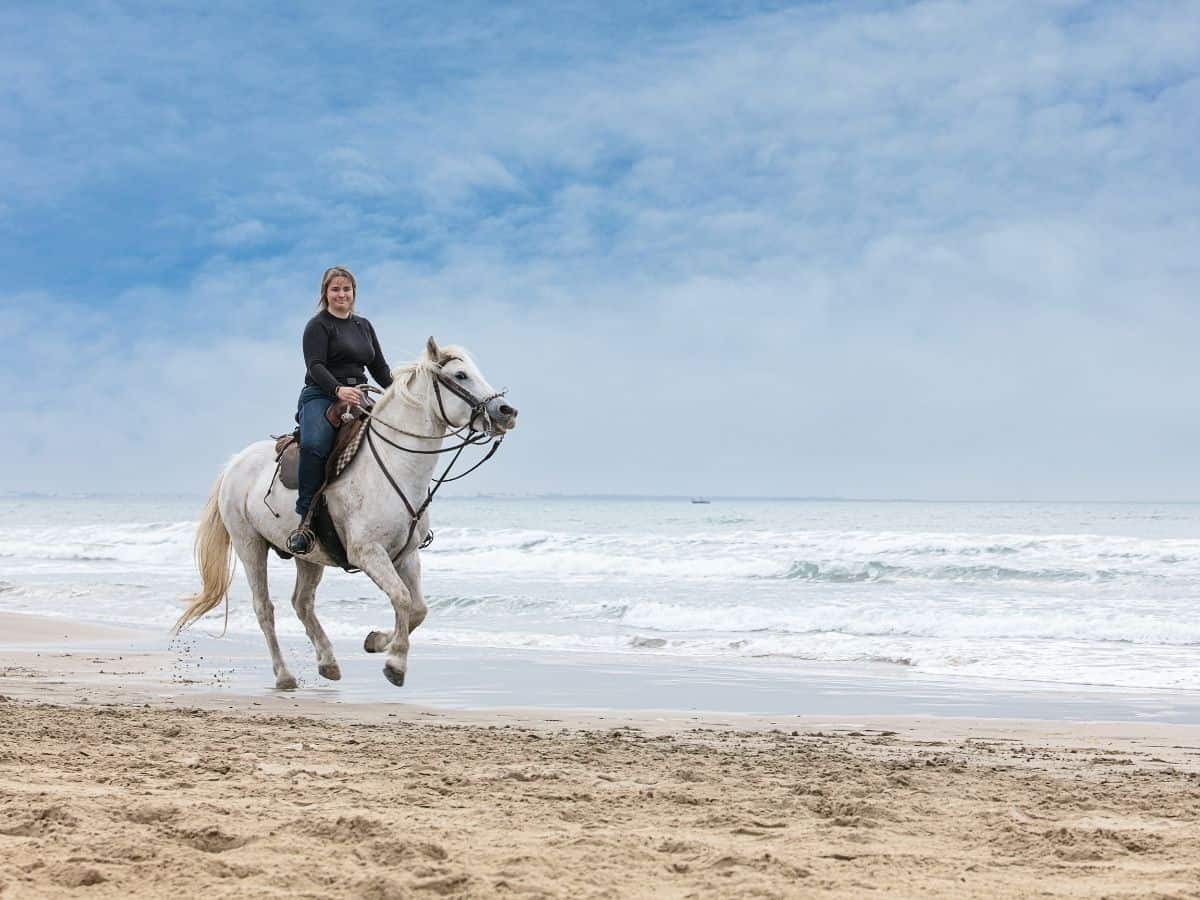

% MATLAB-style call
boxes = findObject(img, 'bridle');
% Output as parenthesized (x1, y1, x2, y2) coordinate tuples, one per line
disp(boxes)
(361, 361, 508, 555)
(432, 367, 507, 436)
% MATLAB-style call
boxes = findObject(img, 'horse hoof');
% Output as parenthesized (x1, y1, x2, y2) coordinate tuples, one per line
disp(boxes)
(276, 674, 298, 691)
(318, 663, 342, 681)
(363, 631, 388, 653)
(382, 665, 406, 688)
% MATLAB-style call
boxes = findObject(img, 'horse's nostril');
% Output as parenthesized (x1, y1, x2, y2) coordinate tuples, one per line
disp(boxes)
(499, 404, 516, 417)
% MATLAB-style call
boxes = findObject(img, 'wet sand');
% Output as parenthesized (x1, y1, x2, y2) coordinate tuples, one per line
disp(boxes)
(3, 612, 1200, 898)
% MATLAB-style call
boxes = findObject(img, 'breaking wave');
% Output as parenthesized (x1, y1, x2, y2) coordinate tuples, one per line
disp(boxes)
(2, 498, 1200, 691)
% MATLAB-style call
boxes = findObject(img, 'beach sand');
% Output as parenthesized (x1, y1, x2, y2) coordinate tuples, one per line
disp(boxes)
(3, 613, 1200, 898)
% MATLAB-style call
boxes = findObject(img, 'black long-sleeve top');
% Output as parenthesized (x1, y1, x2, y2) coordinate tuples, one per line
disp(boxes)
(302, 310, 394, 396)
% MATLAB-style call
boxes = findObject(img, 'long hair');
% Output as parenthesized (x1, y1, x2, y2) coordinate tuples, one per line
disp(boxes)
(317, 265, 357, 313)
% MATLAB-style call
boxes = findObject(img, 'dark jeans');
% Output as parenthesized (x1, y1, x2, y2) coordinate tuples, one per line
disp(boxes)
(295, 385, 336, 517)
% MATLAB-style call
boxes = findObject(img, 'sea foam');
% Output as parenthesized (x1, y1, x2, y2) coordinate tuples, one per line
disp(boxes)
(1, 497, 1198, 691)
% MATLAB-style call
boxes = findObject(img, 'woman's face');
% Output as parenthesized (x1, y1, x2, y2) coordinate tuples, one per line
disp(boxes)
(325, 276, 355, 318)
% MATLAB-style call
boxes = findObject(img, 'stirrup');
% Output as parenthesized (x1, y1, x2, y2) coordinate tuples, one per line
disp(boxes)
(286, 527, 316, 555)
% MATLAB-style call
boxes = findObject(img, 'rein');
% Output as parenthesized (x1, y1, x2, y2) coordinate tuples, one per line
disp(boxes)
(360, 368, 506, 554)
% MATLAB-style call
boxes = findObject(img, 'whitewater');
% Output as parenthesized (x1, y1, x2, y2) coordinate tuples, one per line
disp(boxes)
(1, 496, 1198, 693)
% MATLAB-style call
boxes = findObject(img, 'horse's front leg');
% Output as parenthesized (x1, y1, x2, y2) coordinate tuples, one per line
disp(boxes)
(399, 552, 429, 632)
(363, 551, 428, 653)
(354, 543, 413, 687)
(290, 558, 340, 680)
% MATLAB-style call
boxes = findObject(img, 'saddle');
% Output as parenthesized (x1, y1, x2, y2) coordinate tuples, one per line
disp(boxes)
(268, 397, 373, 571)
(274, 398, 372, 491)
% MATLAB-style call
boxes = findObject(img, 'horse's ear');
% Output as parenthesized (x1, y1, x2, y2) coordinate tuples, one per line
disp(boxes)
(426, 336, 440, 361)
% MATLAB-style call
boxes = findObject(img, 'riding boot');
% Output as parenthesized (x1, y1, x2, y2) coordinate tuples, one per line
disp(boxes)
(296, 447, 328, 513)
(288, 448, 328, 554)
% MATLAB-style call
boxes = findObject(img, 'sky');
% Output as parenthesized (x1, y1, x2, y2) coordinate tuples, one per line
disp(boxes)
(3, 0, 1198, 499)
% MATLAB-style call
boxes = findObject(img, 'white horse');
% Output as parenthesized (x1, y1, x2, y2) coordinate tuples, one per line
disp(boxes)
(174, 337, 518, 689)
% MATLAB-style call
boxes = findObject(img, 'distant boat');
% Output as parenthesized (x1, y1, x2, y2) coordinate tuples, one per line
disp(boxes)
(690, 497, 711, 504)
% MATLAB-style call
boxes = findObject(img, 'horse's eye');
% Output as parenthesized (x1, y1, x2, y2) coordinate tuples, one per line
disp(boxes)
(455, 371, 469, 381)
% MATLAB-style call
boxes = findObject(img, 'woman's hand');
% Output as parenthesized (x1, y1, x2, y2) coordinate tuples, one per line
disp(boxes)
(336, 386, 366, 405)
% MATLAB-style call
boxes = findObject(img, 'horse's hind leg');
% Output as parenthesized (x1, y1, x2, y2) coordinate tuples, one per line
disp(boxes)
(237, 534, 296, 690)
(291, 559, 340, 681)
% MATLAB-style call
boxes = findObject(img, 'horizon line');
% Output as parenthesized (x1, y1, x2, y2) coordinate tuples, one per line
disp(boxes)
(3, 491, 1200, 505)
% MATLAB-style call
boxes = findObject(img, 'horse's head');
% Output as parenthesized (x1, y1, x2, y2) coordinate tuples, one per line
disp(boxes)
(424, 336, 519, 435)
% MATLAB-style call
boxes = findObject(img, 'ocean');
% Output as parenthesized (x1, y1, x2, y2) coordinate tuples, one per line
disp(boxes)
(1, 495, 1198, 699)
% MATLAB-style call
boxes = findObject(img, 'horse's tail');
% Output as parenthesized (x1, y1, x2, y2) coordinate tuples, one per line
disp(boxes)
(174, 471, 234, 634)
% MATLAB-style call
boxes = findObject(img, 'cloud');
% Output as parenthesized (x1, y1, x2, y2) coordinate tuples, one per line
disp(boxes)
(3, 0, 1199, 499)
(212, 219, 273, 248)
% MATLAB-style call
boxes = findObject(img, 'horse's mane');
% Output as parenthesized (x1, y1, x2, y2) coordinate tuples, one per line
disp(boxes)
(383, 344, 473, 410)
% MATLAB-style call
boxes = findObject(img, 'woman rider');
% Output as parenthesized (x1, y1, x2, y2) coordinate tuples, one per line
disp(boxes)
(286, 266, 393, 554)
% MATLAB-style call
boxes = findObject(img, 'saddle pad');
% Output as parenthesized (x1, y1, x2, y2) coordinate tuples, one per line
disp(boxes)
(274, 418, 368, 492)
